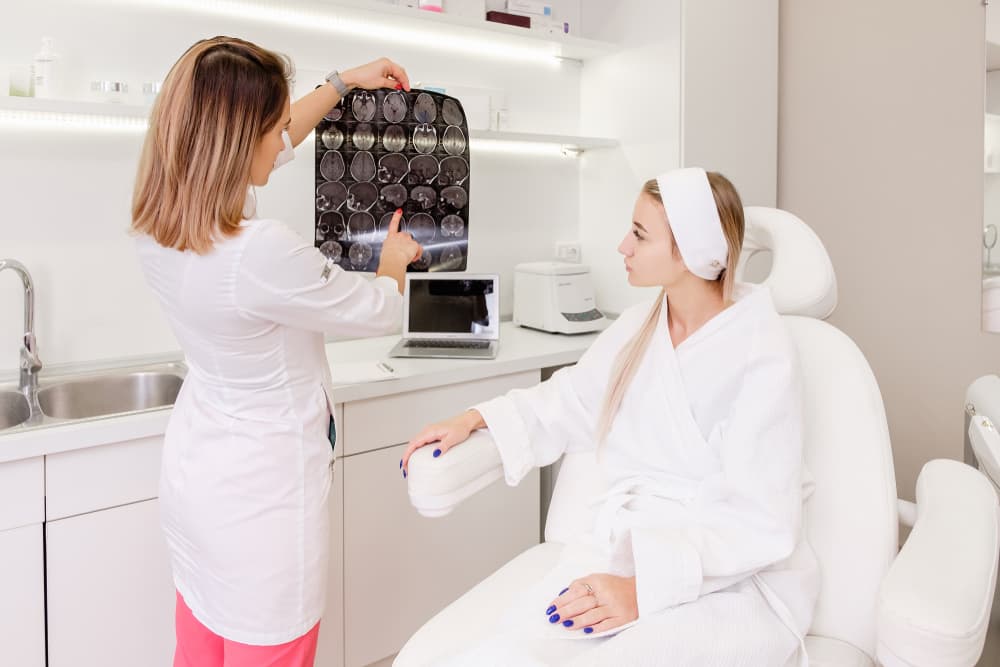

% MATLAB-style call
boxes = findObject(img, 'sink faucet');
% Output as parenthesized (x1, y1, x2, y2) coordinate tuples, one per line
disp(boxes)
(0, 259, 42, 398)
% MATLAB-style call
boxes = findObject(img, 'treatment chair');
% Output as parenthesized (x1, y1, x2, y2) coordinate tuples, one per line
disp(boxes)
(398, 207, 1000, 667)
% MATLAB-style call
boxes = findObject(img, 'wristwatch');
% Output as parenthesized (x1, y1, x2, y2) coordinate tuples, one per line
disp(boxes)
(325, 70, 349, 96)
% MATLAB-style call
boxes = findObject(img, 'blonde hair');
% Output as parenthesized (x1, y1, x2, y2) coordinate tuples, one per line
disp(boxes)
(595, 172, 745, 444)
(131, 37, 293, 253)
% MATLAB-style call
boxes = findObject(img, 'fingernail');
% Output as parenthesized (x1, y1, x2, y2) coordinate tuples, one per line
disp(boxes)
(403, 470, 407, 478)
(562, 620, 574, 627)
(433, 449, 441, 458)
(584, 627, 593, 634)
(559, 587, 569, 595)
(548, 614, 560, 624)
(395, 83, 402, 90)
(545, 605, 556, 615)
(395, 208, 403, 215)
(399, 459, 402, 469)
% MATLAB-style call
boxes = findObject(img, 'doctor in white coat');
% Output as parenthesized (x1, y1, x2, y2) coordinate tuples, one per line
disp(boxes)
(132, 37, 421, 667)
(402, 169, 819, 666)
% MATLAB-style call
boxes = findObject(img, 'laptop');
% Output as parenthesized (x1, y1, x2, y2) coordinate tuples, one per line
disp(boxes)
(388, 274, 500, 360)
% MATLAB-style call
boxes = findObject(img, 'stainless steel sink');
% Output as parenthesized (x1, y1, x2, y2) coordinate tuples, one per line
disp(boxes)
(0, 391, 30, 430)
(37, 371, 184, 420)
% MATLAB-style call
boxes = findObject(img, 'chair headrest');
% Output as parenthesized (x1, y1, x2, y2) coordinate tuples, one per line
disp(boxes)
(738, 206, 838, 319)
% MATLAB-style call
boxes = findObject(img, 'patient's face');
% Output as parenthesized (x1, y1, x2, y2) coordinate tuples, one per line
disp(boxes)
(618, 194, 687, 288)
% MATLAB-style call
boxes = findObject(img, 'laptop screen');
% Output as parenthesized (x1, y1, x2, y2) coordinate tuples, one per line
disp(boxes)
(406, 277, 499, 338)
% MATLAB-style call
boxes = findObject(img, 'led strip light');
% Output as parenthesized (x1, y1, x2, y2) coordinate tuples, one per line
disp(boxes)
(98, 0, 565, 66)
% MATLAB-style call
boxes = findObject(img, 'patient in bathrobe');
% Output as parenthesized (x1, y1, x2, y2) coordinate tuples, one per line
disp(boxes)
(401, 168, 820, 667)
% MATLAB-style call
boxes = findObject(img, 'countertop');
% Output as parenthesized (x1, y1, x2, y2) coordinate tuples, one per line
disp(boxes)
(0, 323, 599, 464)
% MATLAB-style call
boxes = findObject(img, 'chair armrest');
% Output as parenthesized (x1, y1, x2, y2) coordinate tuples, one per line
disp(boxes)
(876, 459, 999, 667)
(405, 430, 504, 517)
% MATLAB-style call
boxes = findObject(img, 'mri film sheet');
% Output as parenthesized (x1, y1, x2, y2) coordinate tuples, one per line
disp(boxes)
(314, 89, 471, 272)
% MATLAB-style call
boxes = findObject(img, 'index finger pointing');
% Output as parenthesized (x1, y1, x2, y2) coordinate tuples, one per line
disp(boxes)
(388, 208, 403, 235)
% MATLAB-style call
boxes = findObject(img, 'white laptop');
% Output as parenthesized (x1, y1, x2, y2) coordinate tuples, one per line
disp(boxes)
(388, 273, 500, 360)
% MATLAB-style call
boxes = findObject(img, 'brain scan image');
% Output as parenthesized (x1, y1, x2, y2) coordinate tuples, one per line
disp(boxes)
(314, 89, 470, 272)
(383, 91, 407, 123)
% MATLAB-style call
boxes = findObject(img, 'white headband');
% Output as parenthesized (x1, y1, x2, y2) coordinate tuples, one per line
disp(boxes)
(656, 167, 728, 280)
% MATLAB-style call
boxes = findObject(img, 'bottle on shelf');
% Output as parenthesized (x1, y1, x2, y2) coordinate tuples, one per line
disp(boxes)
(32, 37, 57, 99)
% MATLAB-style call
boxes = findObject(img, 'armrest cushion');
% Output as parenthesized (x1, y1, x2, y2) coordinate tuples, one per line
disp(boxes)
(406, 430, 504, 517)
(876, 459, 999, 667)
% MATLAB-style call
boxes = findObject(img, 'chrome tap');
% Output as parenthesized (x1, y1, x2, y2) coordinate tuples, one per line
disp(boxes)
(0, 259, 42, 397)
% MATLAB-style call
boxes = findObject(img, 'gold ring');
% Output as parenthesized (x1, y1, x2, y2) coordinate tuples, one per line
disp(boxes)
(583, 582, 594, 596)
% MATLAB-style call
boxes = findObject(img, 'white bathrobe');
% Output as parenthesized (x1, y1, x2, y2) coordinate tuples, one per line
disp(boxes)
(448, 283, 819, 667)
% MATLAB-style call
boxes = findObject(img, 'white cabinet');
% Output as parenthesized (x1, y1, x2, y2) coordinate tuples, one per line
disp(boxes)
(343, 444, 540, 667)
(0, 523, 45, 667)
(11, 360, 564, 667)
(46, 499, 175, 667)
(341, 371, 542, 667)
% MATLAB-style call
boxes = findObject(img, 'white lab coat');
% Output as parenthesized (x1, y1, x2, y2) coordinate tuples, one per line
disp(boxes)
(135, 217, 401, 645)
(459, 283, 818, 666)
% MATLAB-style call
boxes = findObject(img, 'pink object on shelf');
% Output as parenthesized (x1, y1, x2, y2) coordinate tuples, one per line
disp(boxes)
(418, 1, 444, 11)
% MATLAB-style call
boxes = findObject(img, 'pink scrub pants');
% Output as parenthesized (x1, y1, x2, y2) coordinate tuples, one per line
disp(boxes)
(173, 591, 321, 667)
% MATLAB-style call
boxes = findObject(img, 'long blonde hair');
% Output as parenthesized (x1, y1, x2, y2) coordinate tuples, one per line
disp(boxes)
(131, 37, 293, 253)
(595, 172, 745, 444)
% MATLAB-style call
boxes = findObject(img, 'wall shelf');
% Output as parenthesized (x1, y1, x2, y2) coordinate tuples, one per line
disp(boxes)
(0, 97, 619, 152)
(101, 0, 618, 65)
(469, 129, 618, 152)
(0, 96, 149, 118)
(312, 0, 617, 62)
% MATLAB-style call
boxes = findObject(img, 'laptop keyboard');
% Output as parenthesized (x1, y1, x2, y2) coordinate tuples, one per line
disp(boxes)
(404, 339, 492, 350)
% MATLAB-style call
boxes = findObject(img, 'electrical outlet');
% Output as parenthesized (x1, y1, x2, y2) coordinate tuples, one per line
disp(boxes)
(555, 241, 582, 263)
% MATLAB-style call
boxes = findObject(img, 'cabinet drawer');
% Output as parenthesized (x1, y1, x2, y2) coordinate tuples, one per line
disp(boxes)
(342, 370, 539, 456)
(46, 436, 163, 520)
(0, 457, 44, 531)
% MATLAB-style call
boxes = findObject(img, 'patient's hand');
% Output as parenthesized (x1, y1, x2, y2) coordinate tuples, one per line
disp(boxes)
(545, 574, 638, 634)
(400, 409, 485, 475)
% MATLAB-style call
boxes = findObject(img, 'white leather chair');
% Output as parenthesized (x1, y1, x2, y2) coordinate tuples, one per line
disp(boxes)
(397, 207, 1000, 667)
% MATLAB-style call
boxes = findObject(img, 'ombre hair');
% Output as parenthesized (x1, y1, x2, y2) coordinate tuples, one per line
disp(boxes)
(595, 172, 745, 444)
(131, 36, 293, 253)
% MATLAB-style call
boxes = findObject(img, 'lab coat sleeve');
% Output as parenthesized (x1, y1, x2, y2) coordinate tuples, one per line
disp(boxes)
(234, 220, 402, 337)
(473, 310, 633, 487)
(630, 320, 805, 617)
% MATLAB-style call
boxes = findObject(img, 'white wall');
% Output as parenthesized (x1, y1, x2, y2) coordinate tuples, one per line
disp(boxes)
(778, 0, 994, 503)
(0, 0, 584, 371)
(681, 0, 778, 209)
(577, 0, 778, 315)
(578, 0, 683, 315)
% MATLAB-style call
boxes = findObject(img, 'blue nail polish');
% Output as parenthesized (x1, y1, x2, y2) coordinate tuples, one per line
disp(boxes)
(403, 470, 407, 478)
(584, 627, 593, 634)
(433, 448, 441, 458)
(562, 620, 574, 627)
(548, 614, 560, 624)
(545, 605, 556, 615)
(559, 587, 569, 595)
(399, 460, 402, 468)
